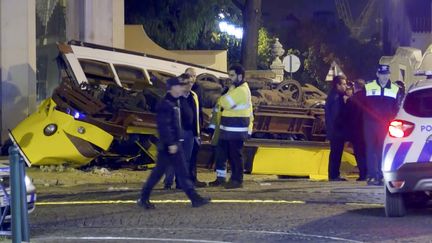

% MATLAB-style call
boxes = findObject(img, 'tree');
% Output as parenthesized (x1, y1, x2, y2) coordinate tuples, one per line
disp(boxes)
(125, 0, 265, 69)
(257, 27, 273, 70)
(284, 15, 383, 91)
(232, 0, 262, 70)
(125, 0, 238, 50)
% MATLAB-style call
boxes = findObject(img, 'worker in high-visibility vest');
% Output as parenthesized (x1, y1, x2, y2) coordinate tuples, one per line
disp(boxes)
(215, 64, 253, 189)
(363, 64, 400, 186)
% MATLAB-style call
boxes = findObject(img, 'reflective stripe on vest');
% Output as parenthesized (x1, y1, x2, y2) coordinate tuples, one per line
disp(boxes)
(232, 103, 250, 110)
(190, 91, 200, 135)
(224, 95, 236, 108)
(365, 80, 398, 98)
(219, 125, 249, 132)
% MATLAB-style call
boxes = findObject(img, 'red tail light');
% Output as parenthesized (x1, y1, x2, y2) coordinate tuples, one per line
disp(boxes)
(388, 120, 415, 138)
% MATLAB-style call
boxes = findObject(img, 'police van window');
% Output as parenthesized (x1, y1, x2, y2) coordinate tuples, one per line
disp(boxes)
(113, 64, 150, 90)
(78, 59, 116, 86)
(403, 88, 432, 117)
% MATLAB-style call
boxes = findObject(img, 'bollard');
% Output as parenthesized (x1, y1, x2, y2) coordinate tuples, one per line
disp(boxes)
(8, 144, 30, 242)
(18, 156, 29, 241)
(9, 145, 22, 243)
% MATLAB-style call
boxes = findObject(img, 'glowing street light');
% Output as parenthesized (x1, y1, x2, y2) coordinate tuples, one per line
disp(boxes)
(218, 21, 243, 39)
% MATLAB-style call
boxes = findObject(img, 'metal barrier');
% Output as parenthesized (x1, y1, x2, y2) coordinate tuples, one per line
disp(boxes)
(8, 144, 29, 242)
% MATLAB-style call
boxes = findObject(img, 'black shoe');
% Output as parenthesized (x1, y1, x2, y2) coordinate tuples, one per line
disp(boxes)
(164, 185, 173, 190)
(356, 177, 367, 181)
(194, 180, 207, 188)
(367, 178, 383, 186)
(137, 199, 155, 209)
(329, 177, 347, 181)
(192, 196, 211, 208)
(224, 180, 243, 189)
(175, 185, 182, 190)
(209, 177, 226, 187)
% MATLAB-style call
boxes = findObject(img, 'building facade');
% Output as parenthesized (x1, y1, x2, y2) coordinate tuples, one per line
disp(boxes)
(0, 0, 124, 143)
(383, 0, 432, 54)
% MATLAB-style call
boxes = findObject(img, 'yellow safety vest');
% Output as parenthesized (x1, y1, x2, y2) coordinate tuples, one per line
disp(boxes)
(365, 80, 399, 98)
(218, 82, 253, 140)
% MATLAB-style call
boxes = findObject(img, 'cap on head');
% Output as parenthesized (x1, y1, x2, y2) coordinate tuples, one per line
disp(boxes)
(166, 77, 186, 90)
(377, 64, 390, 74)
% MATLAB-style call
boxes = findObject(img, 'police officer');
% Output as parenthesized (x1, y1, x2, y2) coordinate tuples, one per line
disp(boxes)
(217, 64, 253, 189)
(138, 77, 210, 209)
(363, 64, 400, 186)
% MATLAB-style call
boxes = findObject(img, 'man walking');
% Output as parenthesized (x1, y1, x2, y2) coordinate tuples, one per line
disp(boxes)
(164, 72, 206, 189)
(325, 75, 348, 181)
(217, 64, 253, 189)
(363, 65, 400, 186)
(138, 77, 210, 209)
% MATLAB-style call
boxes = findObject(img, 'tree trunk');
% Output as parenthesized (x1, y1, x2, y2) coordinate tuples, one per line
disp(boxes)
(241, 0, 261, 70)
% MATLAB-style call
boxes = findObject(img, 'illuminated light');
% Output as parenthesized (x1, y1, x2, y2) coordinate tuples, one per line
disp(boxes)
(219, 21, 228, 32)
(389, 180, 405, 189)
(388, 120, 414, 138)
(389, 121, 404, 138)
(234, 27, 243, 39)
(219, 13, 225, 19)
(72, 111, 86, 120)
(226, 25, 235, 35)
(218, 21, 243, 39)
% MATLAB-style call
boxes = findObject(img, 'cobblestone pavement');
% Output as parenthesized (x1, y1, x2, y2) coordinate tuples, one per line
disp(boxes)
(25, 170, 432, 242)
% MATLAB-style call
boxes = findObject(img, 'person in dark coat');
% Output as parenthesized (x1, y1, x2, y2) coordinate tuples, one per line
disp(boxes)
(138, 77, 210, 209)
(325, 75, 348, 181)
(185, 68, 207, 187)
(164, 72, 207, 189)
(345, 79, 367, 181)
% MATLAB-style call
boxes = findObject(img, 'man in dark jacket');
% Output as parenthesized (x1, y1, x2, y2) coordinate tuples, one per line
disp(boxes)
(164, 71, 207, 189)
(345, 79, 367, 181)
(138, 77, 210, 209)
(325, 75, 348, 181)
(184, 68, 207, 187)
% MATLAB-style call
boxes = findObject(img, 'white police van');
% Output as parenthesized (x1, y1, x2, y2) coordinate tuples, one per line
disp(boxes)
(383, 71, 432, 217)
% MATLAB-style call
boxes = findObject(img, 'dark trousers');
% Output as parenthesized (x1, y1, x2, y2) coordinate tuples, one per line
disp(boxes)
(189, 142, 200, 182)
(352, 135, 367, 179)
(328, 137, 345, 179)
(364, 120, 387, 180)
(220, 139, 244, 183)
(141, 148, 196, 201)
(164, 130, 194, 186)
